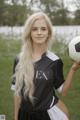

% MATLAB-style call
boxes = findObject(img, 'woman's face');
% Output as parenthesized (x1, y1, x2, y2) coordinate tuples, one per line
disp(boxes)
(30, 18, 49, 45)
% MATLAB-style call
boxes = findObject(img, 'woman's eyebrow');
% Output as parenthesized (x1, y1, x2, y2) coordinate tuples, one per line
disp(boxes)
(32, 26, 47, 28)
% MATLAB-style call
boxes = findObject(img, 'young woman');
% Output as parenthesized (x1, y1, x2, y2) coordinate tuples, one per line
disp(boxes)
(11, 12, 80, 120)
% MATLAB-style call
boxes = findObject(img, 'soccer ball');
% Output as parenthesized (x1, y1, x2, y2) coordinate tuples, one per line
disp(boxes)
(68, 36, 80, 62)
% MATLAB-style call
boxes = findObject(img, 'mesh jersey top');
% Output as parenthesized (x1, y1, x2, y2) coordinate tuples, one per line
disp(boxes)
(11, 50, 65, 112)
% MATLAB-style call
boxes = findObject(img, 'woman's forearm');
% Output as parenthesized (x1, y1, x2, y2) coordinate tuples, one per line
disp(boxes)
(14, 95, 21, 120)
(61, 62, 80, 96)
(61, 68, 76, 96)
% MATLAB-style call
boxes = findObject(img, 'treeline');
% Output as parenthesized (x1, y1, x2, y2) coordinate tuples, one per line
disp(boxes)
(0, 0, 80, 26)
(0, 0, 30, 26)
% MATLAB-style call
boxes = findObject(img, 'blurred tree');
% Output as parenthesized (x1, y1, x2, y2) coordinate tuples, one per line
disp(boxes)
(0, 0, 6, 25)
(74, 9, 80, 25)
(0, 0, 31, 26)
(30, 0, 70, 25)
(7, 4, 27, 26)
(39, 0, 60, 24)
(53, 8, 69, 25)
(0, 0, 80, 25)
(53, 0, 70, 25)
(72, 0, 80, 25)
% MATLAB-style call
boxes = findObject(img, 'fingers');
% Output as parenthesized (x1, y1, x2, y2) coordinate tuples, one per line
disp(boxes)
(76, 62, 80, 65)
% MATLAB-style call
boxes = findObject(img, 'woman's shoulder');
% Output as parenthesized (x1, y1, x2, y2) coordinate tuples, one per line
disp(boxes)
(14, 54, 20, 62)
(13, 54, 20, 68)
(46, 50, 60, 62)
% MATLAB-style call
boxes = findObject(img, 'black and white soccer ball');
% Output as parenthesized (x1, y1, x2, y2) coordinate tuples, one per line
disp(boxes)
(68, 36, 80, 62)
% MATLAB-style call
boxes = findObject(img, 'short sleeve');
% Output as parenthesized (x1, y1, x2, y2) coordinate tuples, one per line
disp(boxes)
(53, 59, 65, 89)
(11, 56, 19, 91)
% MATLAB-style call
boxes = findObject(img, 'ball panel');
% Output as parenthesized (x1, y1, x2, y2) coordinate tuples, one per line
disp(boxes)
(68, 36, 80, 62)
(75, 42, 80, 52)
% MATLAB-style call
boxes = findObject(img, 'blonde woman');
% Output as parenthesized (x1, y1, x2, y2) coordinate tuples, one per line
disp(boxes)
(11, 12, 80, 120)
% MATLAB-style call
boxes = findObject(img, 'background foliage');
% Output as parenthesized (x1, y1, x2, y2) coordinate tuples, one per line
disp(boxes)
(0, 0, 80, 26)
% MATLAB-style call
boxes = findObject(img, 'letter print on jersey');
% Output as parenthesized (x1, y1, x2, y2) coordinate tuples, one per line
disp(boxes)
(36, 70, 48, 80)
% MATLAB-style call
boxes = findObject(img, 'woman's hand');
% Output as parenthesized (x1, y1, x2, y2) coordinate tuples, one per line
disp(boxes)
(61, 61, 80, 96)
(71, 62, 80, 71)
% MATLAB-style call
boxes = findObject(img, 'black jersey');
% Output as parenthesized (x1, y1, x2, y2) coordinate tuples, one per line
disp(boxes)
(11, 51, 65, 112)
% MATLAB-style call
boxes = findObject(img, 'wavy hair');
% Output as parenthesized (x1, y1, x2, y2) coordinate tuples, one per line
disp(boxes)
(15, 12, 53, 103)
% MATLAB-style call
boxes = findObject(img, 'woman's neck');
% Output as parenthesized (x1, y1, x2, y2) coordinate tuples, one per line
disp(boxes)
(32, 43, 47, 62)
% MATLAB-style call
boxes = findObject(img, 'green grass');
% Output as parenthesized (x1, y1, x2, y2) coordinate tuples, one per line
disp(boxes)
(0, 36, 80, 120)
(0, 36, 21, 120)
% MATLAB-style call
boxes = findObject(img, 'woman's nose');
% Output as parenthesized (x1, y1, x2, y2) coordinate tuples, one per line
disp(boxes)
(37, 29, 41, 34)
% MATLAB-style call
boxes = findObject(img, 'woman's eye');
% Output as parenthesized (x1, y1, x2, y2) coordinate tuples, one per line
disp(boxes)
(32, 27, 47, 31)
(41, 27, 47, 31)
(32, 28, 37, 31)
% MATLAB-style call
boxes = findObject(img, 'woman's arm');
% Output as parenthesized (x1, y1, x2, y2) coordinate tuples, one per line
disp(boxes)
(61, 62, 80, 96)
(14, 95, 21, 120)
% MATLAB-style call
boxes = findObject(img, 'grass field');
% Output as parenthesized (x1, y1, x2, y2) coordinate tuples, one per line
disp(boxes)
(0, 36, 80, 120)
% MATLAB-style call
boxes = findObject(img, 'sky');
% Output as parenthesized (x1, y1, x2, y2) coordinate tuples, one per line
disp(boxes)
(31, 0, 77, 12)
(6, 0, 77, 11)
(64, 0, 77, 11)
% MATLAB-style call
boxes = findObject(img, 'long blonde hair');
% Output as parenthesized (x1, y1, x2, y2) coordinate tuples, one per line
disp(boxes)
(15, 12, 53, 102)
